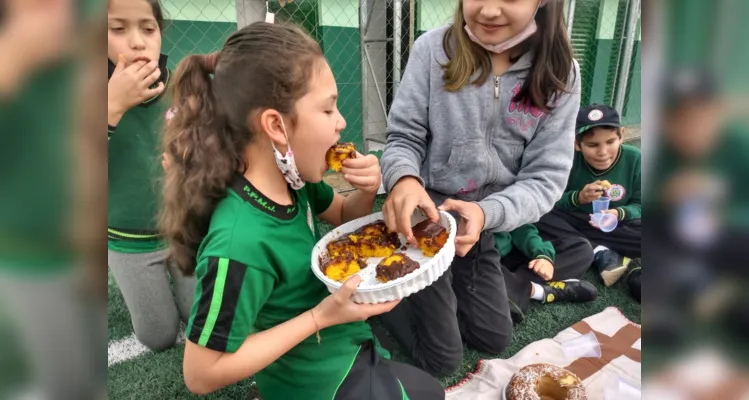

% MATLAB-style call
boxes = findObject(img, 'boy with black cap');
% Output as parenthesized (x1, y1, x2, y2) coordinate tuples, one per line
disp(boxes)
(536, 104, 641, 287)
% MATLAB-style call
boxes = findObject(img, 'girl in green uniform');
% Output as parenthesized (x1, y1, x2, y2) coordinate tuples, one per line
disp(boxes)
(107, 0, 195, 351)
(160, 22, 445, 400)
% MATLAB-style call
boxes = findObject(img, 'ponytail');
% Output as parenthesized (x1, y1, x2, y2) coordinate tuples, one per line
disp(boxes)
(159, 22, 325, 274)
(159, 52, 244, 274)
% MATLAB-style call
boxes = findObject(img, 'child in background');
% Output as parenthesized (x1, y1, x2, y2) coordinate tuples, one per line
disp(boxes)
(496, 224, 596, 323)
(378, 0, 580, 376)
(107, 0, 196, 351)
(647, 68, 749, 336)
(0, 1, 99, 399)
(537, 104, 641, 287)
(161, 22, 444, 400)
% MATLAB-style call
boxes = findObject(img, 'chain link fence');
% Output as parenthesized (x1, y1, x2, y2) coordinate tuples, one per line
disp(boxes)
(569, 0, 641, 128)
(160, 0, 641, 148)
(160, 1, 238, 70)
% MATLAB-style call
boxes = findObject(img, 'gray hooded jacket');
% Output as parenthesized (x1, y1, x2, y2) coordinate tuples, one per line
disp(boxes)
(381, 25, 581, 232)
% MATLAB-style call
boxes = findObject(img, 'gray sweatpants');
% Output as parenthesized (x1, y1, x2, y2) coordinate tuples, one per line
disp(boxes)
(0, 269, 102, 400)
(108, 249, 196, 351)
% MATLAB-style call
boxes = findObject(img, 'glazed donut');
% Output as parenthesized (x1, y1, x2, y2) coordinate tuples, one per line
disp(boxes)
(506, 364, 586, 400)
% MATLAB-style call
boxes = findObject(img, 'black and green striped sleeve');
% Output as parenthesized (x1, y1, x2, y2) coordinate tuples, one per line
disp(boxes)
(186, 256, 274, 353)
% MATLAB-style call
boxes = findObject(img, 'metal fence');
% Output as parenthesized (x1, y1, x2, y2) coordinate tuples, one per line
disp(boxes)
(160, 1, 238, 70)
(568, 0, 641, 127)
(160, 0, 641, 151)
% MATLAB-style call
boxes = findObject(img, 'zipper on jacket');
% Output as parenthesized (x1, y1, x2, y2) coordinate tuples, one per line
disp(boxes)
(485, 75, 501, 186)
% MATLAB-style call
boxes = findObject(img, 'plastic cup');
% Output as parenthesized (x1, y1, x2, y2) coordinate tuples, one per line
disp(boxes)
(592, 197, 611, 214)
(561, 332, 602, 361)
(591, 212, 618, 233)
(604, 378, 641, 400)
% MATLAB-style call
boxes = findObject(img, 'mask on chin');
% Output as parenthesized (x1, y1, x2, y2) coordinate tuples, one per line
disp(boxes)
(272, 118, 306, 190)
(464, 0, 548, 54)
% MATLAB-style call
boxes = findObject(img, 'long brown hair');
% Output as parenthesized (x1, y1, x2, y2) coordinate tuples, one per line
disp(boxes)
(442, 0, 575, 112)
(160, 22, 323, 274)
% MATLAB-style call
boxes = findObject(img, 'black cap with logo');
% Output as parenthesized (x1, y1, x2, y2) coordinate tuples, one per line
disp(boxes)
(576, 104, 621, 135)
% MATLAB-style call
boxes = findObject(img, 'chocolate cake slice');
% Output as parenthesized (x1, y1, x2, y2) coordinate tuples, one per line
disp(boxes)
(326, 142, 357, 172)
(327, 237, 356, 257)
(412, 220, 448, 257)
(348, 220, 401, 257)
(376, 253, 420, 282)
(321, 252, 366, 282)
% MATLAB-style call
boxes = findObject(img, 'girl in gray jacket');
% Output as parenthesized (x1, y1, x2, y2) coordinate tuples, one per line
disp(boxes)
(378, 0, 581, 378)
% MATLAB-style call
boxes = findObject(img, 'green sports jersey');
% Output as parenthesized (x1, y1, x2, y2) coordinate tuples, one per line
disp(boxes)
(555, 144, 641, 221)
(107, 66, 171, 253)
(495, 224, 555, 262)
(186, 176, 385, 400)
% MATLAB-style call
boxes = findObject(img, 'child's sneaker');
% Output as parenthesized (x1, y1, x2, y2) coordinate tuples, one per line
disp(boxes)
(541, 279, 598, 304)
(627, 267, 641, 303)
(593, 247, 632, 287)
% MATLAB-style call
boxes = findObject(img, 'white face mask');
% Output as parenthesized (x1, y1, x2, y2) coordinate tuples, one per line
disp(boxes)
(272, 118, 305, 190)
(464, 0, 547, 54)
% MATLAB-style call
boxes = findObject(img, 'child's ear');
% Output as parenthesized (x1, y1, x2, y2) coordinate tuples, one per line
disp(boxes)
(574, 141, 581, 151)
(620, 127, 626, 138)
(258, 109, 288, 147)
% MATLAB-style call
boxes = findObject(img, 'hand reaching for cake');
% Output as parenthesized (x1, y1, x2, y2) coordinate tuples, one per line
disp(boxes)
(383, 177, 440, 246)
(341, 153, 381, 194)
(313, 275, 400, 329)
(438, 199, 485, 257)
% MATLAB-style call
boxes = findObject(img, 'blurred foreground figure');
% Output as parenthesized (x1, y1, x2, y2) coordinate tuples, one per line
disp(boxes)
(644, 347, 749, 399)
(0, 1, 103, 399)
(646, 67, 749, 356)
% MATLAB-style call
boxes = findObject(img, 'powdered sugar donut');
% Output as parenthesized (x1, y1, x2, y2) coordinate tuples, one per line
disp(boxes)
(506, 364, 586, 400)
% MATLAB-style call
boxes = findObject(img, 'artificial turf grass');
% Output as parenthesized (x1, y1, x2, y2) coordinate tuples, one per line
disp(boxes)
(108, 272, 135, 342)
(106, 267, 639, 399)
(107, 344, 253, 400)
(106, 194, 641, 398)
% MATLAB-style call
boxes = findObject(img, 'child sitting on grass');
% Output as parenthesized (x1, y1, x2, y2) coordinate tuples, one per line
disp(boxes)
(537, 104, 641, 287)
(496, 224, 596, 323)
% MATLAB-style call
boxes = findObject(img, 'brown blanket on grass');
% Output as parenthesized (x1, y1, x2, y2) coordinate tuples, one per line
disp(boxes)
(445, 307, 641, 400)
